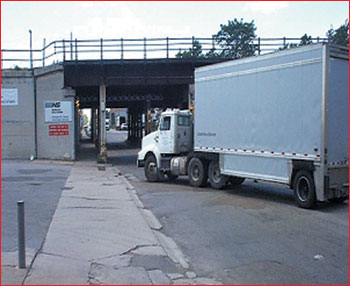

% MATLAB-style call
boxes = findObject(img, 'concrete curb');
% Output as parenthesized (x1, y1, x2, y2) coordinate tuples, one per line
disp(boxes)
(115, 168, 191, 271)
(153, 231, 190, 269)
(117, 170, 163, 231)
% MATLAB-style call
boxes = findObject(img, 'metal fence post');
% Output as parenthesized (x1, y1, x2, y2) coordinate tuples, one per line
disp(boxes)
(29, 30, 33, 69)
(42, 38, 46, 67)
(70, 32, 73, 61)
(75, 38, 78, 61)
(62, 39, 66, 62)
(258, 37, 261, 55)
(100, 38, 103, 61)
(17, 201, 26, 269)
(144, 37, 147, 60)
(121, 38, 124, 60)
(166, 37, 169, 59)
(192, 36, 195, 58)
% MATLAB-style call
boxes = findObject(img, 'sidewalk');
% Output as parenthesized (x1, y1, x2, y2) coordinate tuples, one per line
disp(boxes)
(5, 156, 221, 285)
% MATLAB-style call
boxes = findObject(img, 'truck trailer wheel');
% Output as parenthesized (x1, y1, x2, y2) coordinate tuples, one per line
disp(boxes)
(229, 177, 245, 186)
(208, 161, 227, 189)
(144, 155, 160, 182)
(293, 170, 316, 209)
(188, 158, 208, 187)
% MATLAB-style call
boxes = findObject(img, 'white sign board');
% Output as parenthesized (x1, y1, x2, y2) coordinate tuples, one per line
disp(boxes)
(45, 101, 72, 123)
(1, 89, 18, 106)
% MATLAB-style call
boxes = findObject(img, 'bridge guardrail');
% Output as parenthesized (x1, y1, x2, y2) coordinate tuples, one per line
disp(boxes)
(1, 36, 328, 69)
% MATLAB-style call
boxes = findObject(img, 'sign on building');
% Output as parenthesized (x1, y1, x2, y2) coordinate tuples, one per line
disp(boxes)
(1, 88, 18, 106)
(49, 124, 69, 136)
(45, 101, 72, 123)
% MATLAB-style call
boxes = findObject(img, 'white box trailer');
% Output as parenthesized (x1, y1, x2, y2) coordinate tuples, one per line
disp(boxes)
(137, 43, 348, 208)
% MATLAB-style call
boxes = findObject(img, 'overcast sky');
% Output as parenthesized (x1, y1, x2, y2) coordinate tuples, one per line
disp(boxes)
(2, 1, 349, 50)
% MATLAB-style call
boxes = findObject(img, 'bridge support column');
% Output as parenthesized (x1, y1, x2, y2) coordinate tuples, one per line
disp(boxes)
(145, 99, 151, 135)
(127, 106, 143, 146)
(91, 108, 97, 143)
(99, 85, 107, 162)
(127, 113, 131, 139)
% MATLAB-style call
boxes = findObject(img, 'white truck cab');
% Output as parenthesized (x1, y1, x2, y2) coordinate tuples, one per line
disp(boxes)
(137, 109, 192, 181)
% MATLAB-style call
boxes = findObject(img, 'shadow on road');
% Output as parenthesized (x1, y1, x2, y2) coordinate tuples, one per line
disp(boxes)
(77, 139, 98, 162)
(107, 139, 140, 151)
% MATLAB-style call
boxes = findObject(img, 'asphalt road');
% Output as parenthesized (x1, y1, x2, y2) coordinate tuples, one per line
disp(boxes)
(1, 160, 72, 252)
(107, 130, 349, 285)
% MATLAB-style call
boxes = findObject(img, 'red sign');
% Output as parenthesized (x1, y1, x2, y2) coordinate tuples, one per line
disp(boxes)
(49, 124, 69, 136)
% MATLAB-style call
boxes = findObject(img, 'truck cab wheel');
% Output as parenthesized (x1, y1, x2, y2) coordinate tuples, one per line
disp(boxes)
(208, 161, 227, 189)
(293, 170, 316, 209)
(144, 155, 160, 182)
(166, 171, 178, 181)
(188, 158, 208, 187)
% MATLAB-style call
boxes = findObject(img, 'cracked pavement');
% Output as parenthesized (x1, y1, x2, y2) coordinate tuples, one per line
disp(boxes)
(22, 160, 221, 285)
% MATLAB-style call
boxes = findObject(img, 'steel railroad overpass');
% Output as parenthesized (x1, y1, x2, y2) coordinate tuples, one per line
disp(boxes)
(63, 57, 227, 159)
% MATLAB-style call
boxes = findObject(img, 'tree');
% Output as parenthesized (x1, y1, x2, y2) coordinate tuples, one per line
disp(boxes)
(215, 18, 257, 58)
(299, 34, 313, 46)
(205, 48, 221, 59)
(12, 65, 23, 70)
(176, 40, 204, 58)
(327, 19, 349, 46)
(82, 114, 89, 126)
(279, 42, 298, 51)
(279, 34, 312, 50)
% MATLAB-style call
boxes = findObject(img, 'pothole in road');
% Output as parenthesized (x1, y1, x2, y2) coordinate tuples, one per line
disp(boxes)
(28, 182, 42, 186)
(18, 169, 52, 174)
(131, 255, 182, 273)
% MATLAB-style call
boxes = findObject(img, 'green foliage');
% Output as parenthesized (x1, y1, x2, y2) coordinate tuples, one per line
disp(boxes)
(205, 48, 221, 59)
(176, 40, 204, 58)
(215, 18, 257, 58)
(82, 114, 89, 126)
(279, 34, 313, 51)
(279, 43, 298, 50)
(327, 19, 349, 46)
(176, 18, 257, 59)
(11, 65, 23, 70)
(299, 34, 313, 46)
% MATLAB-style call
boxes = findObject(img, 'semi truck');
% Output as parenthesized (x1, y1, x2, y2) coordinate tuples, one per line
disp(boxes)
(116, 116, 126, 130)
(137, 43, 349, 208)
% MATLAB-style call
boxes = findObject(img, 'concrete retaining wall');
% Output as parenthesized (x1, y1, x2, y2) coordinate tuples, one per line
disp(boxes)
(35, 66, 76, 160)
(1, 65, 76, 160)
(1, 70, 36, 159)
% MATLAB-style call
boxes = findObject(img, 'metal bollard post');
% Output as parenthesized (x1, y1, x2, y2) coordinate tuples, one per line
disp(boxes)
(17, 201, 26, 269)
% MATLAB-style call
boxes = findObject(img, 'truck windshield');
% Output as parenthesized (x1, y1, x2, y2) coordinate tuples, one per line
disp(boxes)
(178, 116, 190, 126)
(160, 116, 171, 131)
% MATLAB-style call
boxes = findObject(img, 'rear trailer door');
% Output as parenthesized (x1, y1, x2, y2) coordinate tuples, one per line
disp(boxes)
(326, 46, 349, 197)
